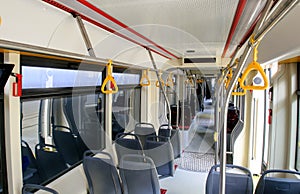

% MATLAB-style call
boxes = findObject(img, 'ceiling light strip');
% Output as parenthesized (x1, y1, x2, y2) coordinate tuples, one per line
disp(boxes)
(221, 0, 247, 58)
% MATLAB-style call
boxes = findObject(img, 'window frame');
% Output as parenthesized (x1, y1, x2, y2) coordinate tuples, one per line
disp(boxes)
(295, 62, 300, 171)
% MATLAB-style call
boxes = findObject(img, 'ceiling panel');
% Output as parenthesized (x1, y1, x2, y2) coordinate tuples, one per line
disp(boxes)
(87, 0, 239, 57)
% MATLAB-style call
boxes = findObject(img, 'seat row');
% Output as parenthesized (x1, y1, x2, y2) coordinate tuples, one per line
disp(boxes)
(206, 164, 300, 194)
(83, 151, 164, 194)
(114, 122, 182, 178)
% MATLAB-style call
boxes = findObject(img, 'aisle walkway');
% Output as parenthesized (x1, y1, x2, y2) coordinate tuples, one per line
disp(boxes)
(159, 100, 215, 194)
(160, 168, 208, 194)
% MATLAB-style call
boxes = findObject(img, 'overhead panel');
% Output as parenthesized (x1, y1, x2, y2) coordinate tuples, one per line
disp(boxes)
(44, 0, 179, 59)
(87, 0, 239, 58)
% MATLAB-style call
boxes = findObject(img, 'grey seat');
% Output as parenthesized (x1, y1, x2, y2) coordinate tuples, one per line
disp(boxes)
(35, 144, 68, 181)
(206, 164, 253, 194)
(22, 184, 58, 194)
(158, 124, 181, 158)
(255, 169, 300, 194)
(119, 154, 160, 194)
(53, 125, 82, 165)
(144, 135, 174, 178)
(21, 140, 42, 184)
(83, 151, 122, 194)
(134, 123, 156, 148)
(114, 133, 144, 166)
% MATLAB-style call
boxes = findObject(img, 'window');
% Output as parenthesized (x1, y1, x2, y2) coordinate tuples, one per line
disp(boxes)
(22, 66, 102, 89)
(111, 71, 141, 140)
(21, 58, 105, 184)
(21, 94, 105, 184)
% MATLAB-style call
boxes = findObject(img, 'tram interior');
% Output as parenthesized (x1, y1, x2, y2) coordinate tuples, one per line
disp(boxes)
(0, 0, 300, 194)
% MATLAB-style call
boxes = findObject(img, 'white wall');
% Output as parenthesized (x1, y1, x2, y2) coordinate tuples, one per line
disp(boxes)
(269, 63, 297, 170)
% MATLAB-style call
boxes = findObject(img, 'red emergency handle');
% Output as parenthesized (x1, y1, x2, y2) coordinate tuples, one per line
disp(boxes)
(268, 109, 272, 124)
(12, 73, 22, 97)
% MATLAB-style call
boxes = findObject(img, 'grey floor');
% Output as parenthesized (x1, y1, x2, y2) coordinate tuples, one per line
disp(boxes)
(160, 99, 216, 194)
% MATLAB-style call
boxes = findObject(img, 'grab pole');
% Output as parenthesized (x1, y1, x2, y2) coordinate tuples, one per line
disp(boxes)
(147, 49, 172, 129)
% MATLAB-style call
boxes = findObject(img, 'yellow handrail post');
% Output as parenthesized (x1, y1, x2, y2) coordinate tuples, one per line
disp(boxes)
(101, 59, 119, 94)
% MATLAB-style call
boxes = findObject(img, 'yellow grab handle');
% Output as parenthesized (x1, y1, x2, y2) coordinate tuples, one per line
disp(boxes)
(239, 37, 268, 91)
(156, 79, 165, 87)
(232, 89, 246, 96)
(166, 73, 174, 87)
(140, 70, 150, 87)
(196, 79, 204, 84)
(225, 68, 233, 89)
(239, 61, 268, 90)
(232, 79, 246, 96)
(101, 60, 119, 94)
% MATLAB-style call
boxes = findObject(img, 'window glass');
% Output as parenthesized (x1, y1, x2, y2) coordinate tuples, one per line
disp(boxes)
(22, 66, 102, 89)
(21, 93, 105, 184)
(112, 87, 141, 140)
(112, 72, 140, 85)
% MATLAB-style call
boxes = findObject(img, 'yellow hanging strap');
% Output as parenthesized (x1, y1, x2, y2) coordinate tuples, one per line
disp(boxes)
(232, 78, 246, 96)
(166, 72, 174, 87)
(101, 60, 119, 94)
(196, 79, 204, 84)
(224, 68, 233, 89)
(140, 69, 150, 87)
(155, 70, 165, 87)
(240, 36, 268, 90)
(185, 77, 193, 85)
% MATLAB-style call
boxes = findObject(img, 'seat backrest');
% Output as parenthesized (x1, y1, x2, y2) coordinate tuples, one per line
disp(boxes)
(63, 97, 89, 155)
(255, 169, 300, 194)
(83, 151, 122, 194)
(114, 133, 143, 166)
(206, 164, 253, 194)
(35, 144, 68, 181)
(134, 123, 156, 148)
(21, 141, 42, 184)
(21, 140, 38, 169)
(119, 154, 160, 194)
(53, 125, 81, 165)
(144, 135, 174, 177)
(22, 184, 59, 194)
(158, 124, 181, 159)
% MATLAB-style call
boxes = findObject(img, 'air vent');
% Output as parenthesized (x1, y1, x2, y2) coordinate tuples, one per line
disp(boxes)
(184, 58, 216, 63)
(186, 50, 195, 53)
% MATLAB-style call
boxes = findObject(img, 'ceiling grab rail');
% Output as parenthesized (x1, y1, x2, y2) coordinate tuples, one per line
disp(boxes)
(147, 49, 172, 129)
(155, 70, 165, 87)
(165, 72, 174, 87)
(239, 37, 268, 90)
(219, 1, 299, 194)
(140, 69, 151, 87)
(101, 60, 119, 94)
